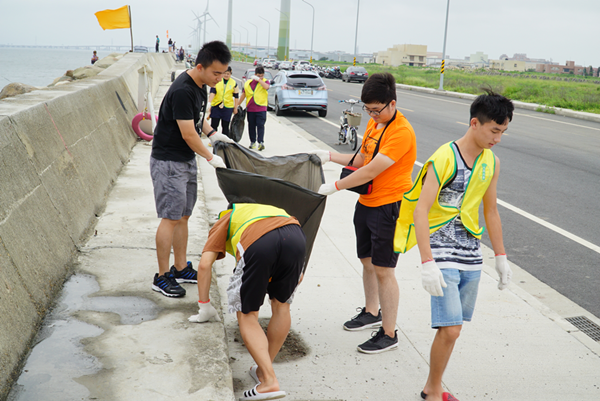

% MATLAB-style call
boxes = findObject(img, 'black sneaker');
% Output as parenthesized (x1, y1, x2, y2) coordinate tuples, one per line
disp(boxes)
(170, 261, 197, 283)
(343, 307, 382, 331)
(357, 327, 398, 354)
(152, 272, 186, 297)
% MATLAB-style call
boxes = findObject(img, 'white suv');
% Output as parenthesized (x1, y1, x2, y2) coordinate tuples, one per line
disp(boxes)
(296, 60, 311, 70)
(263, 59, 277, 68)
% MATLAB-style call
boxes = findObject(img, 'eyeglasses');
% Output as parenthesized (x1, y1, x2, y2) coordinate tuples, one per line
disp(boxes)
(362, 100, 392, 116)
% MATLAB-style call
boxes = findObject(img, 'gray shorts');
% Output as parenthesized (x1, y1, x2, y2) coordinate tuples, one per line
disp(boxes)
(150, 156, 197, 220)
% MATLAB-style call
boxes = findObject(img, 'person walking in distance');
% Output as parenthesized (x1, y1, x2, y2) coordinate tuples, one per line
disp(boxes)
(395, 90, 514, 401)
(155, 35, 160, 53)
(314, 73, 417, 353)
(150, 41, 234, 298)
(236, 65, 270, 151)
(208, 66, 239, 139)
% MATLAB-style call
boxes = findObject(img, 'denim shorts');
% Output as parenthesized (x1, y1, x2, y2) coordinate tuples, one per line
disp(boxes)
(431, 269, 481, 328)
(150, 157, 197, 220)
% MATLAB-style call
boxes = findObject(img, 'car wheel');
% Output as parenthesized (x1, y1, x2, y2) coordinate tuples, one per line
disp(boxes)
(275, 97, 283, 116)
(318, 109, 327, 118)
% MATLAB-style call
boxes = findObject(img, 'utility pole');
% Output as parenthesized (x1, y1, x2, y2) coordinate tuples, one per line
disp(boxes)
(438, 0, 450, 90)
(354, 0, 360, 61)
(302, 0, 315, 64)
(226, 0, 233, 48)
(248, 22, 258, 60)
(259, 16, 271, 58)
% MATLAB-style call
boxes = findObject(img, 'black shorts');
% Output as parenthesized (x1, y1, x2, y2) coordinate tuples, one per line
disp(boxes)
(354, 201, 400, 268)
(227, 224, 306, 314)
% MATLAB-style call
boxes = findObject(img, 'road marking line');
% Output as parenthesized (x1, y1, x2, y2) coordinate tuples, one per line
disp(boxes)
(456, 121, 468, 126)
(513, 112, 600, 132)
(414, 161, 599, 255)
(398, 107, 413, 112)
(399, 90, 600, 132)
(496, 200, 600, 254)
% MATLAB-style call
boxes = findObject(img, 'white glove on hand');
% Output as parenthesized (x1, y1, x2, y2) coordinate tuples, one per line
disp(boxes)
(207, 154, 226, 169)
(208, 132, 234, 145)
(308, 149, 331, 164)
(421, 260, 447, 297)
(494, 254, 512, 290)
(318, 182, 339, 196)
(188, 302, 221, 323)
(251, 75, 259, 81)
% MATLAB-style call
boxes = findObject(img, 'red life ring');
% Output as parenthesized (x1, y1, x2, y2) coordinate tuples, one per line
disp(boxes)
(132, 112, 157, 141)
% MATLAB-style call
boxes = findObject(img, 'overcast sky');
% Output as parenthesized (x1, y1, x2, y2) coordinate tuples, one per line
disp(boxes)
(1, 0, 599, 67)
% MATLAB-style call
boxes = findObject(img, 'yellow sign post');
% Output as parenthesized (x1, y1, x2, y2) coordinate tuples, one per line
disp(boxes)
(353, 57, 356, 66)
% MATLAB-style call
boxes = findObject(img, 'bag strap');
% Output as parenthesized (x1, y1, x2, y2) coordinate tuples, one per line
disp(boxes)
(348, 110, 397, 166)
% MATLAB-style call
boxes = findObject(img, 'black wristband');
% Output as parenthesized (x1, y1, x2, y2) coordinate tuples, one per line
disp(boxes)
(207, 129, 217, 137)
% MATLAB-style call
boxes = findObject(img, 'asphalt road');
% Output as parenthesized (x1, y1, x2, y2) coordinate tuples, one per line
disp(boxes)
(229, 61, 600, 319)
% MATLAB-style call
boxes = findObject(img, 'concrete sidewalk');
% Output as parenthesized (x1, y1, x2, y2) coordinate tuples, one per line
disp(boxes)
(73, 73, 600, 401)
(206, 115, 600, 401)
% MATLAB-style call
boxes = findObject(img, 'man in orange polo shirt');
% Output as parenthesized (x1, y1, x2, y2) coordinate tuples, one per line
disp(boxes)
(315, 72, 417, 353)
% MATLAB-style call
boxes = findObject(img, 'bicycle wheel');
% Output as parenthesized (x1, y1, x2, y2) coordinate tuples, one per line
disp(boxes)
(339, 126, 347, 144)
(349, 127, 358, 151)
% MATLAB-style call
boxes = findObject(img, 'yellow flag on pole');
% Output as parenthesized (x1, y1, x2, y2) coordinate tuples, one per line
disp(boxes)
(95, 5, 131, 30)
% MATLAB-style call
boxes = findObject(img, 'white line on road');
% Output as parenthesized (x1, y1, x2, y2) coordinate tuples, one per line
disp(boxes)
(413, 161, 599, 255)
(399, 90, 600, 132)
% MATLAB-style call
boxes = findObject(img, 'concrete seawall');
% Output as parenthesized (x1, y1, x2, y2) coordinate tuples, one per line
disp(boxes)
(0, 52, 175, 398)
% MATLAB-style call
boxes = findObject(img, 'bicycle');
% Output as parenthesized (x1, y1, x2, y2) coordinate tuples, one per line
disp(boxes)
(338, 99, 362, 151)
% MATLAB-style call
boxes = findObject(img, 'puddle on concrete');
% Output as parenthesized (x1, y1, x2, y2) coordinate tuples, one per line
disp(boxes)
(7, 274, 159, 401)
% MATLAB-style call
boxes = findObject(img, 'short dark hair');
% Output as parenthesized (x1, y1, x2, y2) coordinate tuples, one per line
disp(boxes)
(226, 66, 232, 73)
(255, 66, 265, 75)
(470, 88, 514, 125)
(361, 72, 396, 104)
(195, 41, 231, 67)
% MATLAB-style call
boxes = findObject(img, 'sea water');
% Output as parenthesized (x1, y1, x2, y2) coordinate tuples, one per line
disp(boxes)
(0, 47, 115, 88)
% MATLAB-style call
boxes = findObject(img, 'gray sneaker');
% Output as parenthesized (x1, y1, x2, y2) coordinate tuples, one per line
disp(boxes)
(357, 327, 398, 354)
(343, 307, 382, 331)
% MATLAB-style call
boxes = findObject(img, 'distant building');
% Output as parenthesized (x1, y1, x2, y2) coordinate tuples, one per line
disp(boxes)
(376, 44, 427, 67)
(489, 59, 527, 72)
(469, 51, 488, 64)
(536, 60, 588, 75)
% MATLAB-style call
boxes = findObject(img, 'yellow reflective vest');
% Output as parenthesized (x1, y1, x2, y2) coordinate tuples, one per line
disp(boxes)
(211, 78, 237, 108)
(244, 78, 268, 107)
(219, 203, 290, 257)
(394, 142, 496, 253)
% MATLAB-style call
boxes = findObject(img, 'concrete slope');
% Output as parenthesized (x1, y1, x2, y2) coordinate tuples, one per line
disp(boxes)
(0, 53, 174, 399)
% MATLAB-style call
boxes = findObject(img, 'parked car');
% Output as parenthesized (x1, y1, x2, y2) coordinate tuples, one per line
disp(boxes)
(296, 60, 311, 71)
(263, 59, 277, 69)
(291, 61, 299, 70)
(253, 59, 259, 66)
(272, 60, 281, 69)
(267, 71, 328, 117)
(241, 68, 274, 84)
(342, 66, 368, 83)
(279, 61, 292, 70)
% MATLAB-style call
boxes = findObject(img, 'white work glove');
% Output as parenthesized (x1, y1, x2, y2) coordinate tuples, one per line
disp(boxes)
(308, 149, 331, 164)
(208, 132, 234, 145)
(421, 260, 447, 297)
(251, 75, 259, 81)
(494, 254, 512, 290)
(188, 302, 221, 323)
(318, 182, 339, 196)
(206, 154, 226, 169)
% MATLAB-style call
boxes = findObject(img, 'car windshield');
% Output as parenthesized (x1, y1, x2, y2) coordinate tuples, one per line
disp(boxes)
(286, 74, 322, 88)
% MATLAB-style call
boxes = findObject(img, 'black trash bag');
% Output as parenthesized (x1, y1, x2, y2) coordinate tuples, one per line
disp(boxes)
(228, 106, 246, 143)
(213, 142, 325, 192)
(213, 142, 327, 273)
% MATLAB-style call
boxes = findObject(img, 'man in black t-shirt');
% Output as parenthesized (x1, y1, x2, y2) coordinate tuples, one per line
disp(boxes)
(150, 40, 234, 298)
